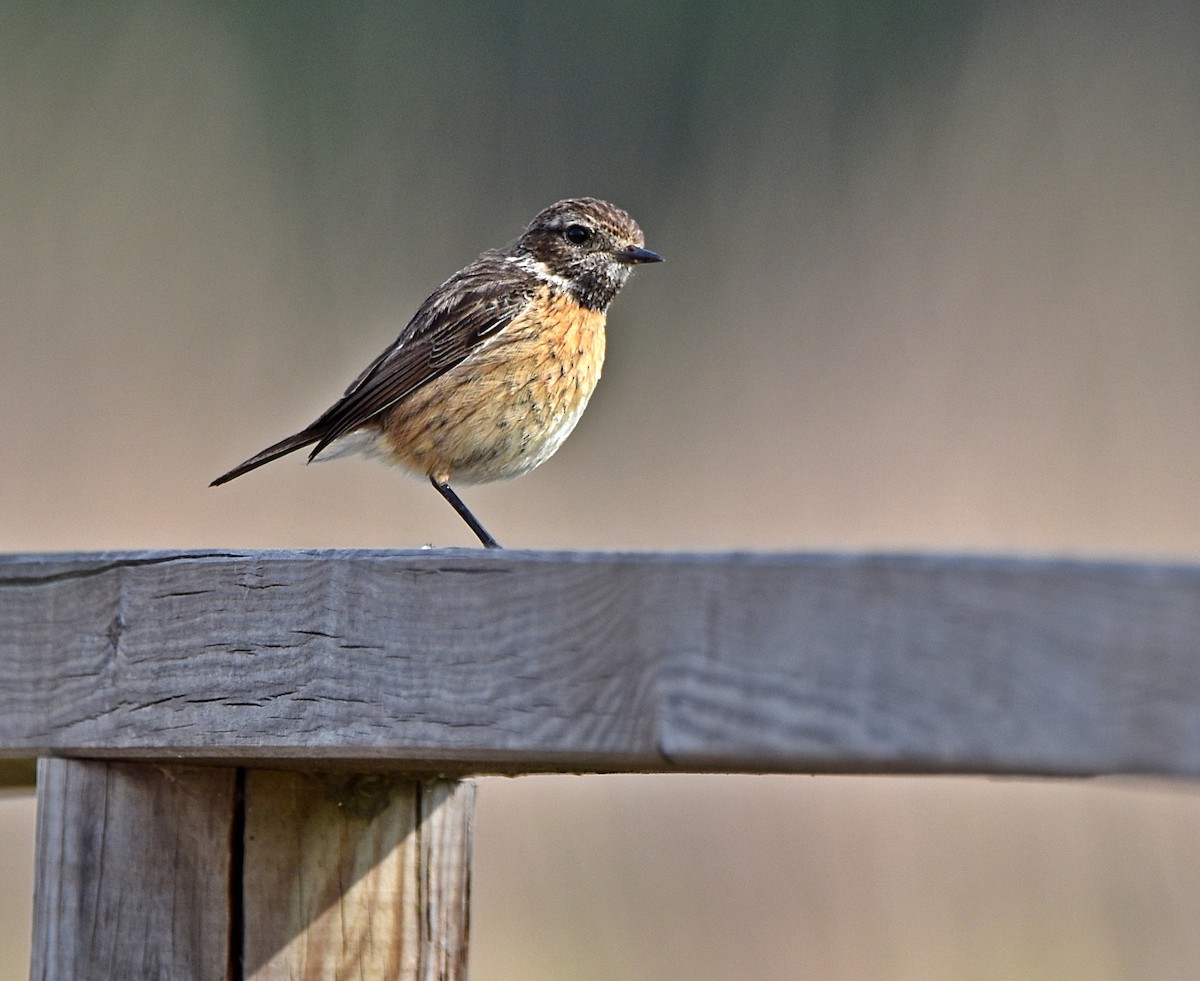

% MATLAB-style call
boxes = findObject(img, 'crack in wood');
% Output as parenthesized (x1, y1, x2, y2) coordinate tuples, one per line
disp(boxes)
(0, 552, 245, 587)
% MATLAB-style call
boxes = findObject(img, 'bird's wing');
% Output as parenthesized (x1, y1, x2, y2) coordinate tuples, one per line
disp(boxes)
(305, 251, 540, 458)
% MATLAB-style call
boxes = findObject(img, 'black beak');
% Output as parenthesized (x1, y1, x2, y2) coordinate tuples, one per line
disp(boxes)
(615, 245, 664, 264)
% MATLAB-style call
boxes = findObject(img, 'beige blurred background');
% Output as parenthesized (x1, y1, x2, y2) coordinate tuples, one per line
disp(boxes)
(4, 2, 1200, 978)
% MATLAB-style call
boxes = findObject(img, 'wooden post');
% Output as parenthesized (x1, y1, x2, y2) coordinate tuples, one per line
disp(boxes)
(30, 760, 474, 981)
(242, 771, 473, 980)
(31, 760, 235, 979)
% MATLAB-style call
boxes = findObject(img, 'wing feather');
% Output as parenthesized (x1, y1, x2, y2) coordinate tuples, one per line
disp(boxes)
(305, 252, 539, 458)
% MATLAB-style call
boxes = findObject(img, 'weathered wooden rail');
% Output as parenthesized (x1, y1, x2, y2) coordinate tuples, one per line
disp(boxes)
(4, 549, 1200, 979)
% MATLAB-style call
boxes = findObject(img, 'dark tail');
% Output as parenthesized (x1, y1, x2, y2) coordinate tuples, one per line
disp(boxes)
(210, 430, 320, 486)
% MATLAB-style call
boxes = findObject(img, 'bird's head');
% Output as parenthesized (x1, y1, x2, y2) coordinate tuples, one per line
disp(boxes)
(516, 197, 662, 312)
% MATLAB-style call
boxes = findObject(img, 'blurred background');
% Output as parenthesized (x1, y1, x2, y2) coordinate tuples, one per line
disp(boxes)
(4, 1, 1200, 977)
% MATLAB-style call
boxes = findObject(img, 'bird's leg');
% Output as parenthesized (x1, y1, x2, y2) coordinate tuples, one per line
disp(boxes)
(429, 476, 501, 549)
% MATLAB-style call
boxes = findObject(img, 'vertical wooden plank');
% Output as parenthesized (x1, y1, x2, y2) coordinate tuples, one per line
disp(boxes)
(30, 759, 235, 981)
(418, 780, 475, 981)
(242, 772, 474, 981)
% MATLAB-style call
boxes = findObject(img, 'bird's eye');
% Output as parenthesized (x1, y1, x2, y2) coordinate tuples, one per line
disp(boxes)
(564, 224, 591, 245)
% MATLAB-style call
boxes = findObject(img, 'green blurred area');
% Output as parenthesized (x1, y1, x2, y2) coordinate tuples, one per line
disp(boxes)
(4, 2, 1200, 978)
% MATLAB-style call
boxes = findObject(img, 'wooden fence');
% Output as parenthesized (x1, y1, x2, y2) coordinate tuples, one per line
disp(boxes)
(4, 549, 1200, 978)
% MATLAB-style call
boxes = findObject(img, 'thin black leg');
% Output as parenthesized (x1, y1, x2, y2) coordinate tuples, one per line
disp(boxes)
(430, 476, 501, 549)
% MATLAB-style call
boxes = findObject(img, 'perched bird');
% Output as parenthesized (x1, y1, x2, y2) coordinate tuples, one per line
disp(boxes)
(211, 197, 661, 547)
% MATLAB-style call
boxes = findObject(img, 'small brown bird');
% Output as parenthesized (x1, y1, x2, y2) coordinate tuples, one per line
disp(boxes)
(211, 197, 661, 547)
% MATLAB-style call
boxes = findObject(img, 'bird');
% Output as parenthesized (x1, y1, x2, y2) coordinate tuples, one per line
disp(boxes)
(210, 197, 662, 548)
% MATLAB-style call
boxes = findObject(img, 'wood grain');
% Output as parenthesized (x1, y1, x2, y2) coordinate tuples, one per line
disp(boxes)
(4, 550, 1200, 777)
(243, 772, 473, 981)
(417, 779, 475, 979)
(28, 762, 474, 980)
(30, 759, 235, 981)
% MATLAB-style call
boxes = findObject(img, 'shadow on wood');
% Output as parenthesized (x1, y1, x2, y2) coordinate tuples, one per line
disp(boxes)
(30, 760, 473, 981)
(243, 771, 473, 979)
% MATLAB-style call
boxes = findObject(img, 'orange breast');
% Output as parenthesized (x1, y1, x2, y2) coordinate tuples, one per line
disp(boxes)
(378, 285, 607, 484)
